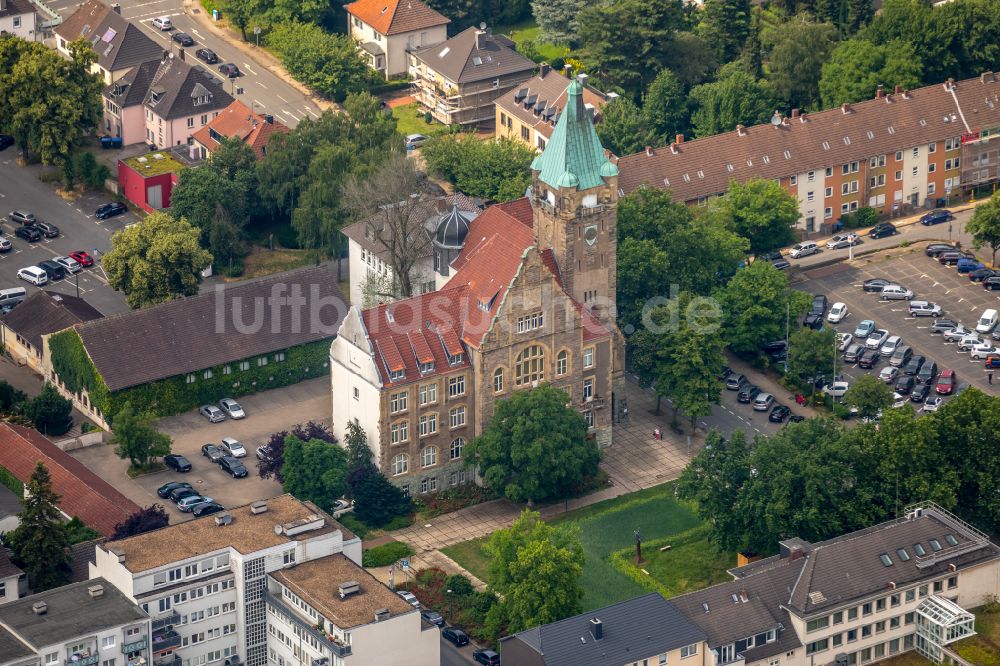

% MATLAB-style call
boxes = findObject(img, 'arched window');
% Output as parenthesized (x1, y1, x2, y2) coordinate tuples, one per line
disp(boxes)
(392, 453, 408, 476)
(450, 438, 464, 460)
(556, 350, 569, 376)
(515, 345, 545, 386)
(421, 446, 437, 468)
(493, 367, 504, 393)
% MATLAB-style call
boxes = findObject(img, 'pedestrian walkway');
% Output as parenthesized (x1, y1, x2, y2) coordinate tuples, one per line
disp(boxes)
(724, 353, 823, 419)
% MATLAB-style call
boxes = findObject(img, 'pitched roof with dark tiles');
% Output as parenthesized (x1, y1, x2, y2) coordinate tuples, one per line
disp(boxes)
(0, 424, 139, 537)
(1, 291, 103, 351)
(410, 26, 535, 84)
(104, 58, 160, 108)
(75, 266, 345, 392)
(497, 68, 608, 141)
(617, 75, 1000, 201)
(145, 55, 234, 120)
(191, 99, 289, 159)
(0, 0, 35, 19)
(58, 1, 163, 74)
(0, 549, 22, 580)
(345, 0, 449, 35)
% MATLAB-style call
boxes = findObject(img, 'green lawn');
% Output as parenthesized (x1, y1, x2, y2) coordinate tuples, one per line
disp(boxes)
(441, 483, 734, 611)
(496, 19, 569, 63)
(392, 103, 448, 138)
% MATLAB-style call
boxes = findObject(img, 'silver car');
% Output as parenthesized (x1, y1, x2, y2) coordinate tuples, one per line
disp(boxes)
(199, 404, 225, 423)
(218, 398, 245, 419)
(53, 256, 82, 274)
(221, 437, 247, 457)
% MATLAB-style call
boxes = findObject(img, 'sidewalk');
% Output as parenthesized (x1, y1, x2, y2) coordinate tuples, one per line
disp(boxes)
(724, 353, 823, 419)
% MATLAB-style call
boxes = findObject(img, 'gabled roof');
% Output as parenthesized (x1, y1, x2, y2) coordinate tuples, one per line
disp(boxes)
(532, 77, 618, 190)
(497, 67, 608, 142)
(1, 291, 103, 351)
(191, 99, 290, 159)
(617, 74, 1000, 201)
(502, 593, 707, 666)
(345, 0, 449, 36)
(144, 54, 234, 120)
(0, 423, 139, 537)
(410, 26, 535, 85)
(0, 0, 35, 19)
(74, 266, 344, 392)
(104, 58, 160, 108)
(57, 0, 163, 74)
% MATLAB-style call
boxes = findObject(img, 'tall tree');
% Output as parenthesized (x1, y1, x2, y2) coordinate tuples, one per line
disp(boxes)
(104, 213, 213, 309)
(281, 436, 349, 510)
(111, 401, 172, 469)
(484, 510, 585, 634)
(466, 385, 598, 504)
(338, 421, 411, 526)
(689, 65, 779, 138)
(717, 261, 811, 356)
(698, 0, 753, 64)
(786, 327, 837, 395)
(967, 192, 1000, 266)
(21, 383, 72, 436)
(267, 22, 371, 102)
(169, 168, 251, 234)
(767, 18, 838, 110)
(842, 374, 893, 420)
(421, 134, 535, 202)
(224, 0, 263, 41)
(708, 178, 800, 254)
(531, 0, 587, 43)
(819, 38, 922, 109)
(662, 32, 718, 90)
(595, 97, 650, 156)
(9, 463, 72, 591)
(111, 504, 170, 539)
(642, 69, 689, 145)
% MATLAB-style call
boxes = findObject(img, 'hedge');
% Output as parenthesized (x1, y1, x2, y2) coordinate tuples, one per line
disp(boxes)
(362, 541, 414, 567)
(48, 329, 332, 422)
(0, 465, 23, 497)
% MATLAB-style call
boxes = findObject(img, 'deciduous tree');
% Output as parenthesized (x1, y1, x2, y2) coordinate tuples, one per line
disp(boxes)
(767, 18, 838, 110)
(531, 0, 587, 43)
(689, 65, 779, 138)
(967, 192, 1000, 266)
(698, 0, 753, 64)
(112, 504, 170, 539)
(111, 402, 172, 469)
(596, 97, 650, 157)
(281, 435, 349, 510)
(786, 327, 837, 394)
(21, 383, 72, 436)
(708, 178, 799, 254)
(819, 38, 922, 108)
(642, 69, 689, 145)
(842, 374, 893, 419)
(8, 463, 72, 590)
(267, 22, 371, 101)
(717, 261, 811, 356)
(421, 135, 535, 202)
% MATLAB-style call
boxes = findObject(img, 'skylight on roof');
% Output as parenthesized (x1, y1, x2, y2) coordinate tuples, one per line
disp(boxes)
(683, 173, 691, 182)
(472, 56, 482, 66)
(867, 131, 875, 140)
(945, 534, 958, 546)
(914, 543, 926, 556)
(880, 553, 893, 567)
(763, 155, 770, 164)
(822, 141, 830, 150)
(727, 164, 734, 172)
(102, 27, 117, 43)
(784, 150, 791, 159)
(843, 136, 851, 145)
(888, 126, 896, 134)
(929, 539, 943, 552)
(897, 548, 910, 561)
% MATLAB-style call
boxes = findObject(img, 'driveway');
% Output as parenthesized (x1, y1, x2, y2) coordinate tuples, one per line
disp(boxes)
(68, 376, 331, 520)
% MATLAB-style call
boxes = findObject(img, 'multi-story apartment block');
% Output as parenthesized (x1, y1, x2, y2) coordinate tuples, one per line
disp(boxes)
(266, 553, 439, 666)
(408, 26, 536, 126)
(344, 0, 448, 79)
(495, 65, 609, 152)
(617, 74, 1000, 234)
(0, 0, 37, 41)
(669, 503, 999, 666)
(0, 578, 151, 666)
(331, 78, 625, 493)
(90, 495, 363, 666)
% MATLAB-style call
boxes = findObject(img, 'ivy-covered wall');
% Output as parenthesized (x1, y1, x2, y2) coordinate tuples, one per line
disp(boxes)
(49, 329, 332, 422)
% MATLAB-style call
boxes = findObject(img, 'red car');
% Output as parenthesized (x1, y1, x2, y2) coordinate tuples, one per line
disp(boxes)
(935, 369, 956, 395)
(68, 250, 94, 267)
(985, 355, 1000, 369)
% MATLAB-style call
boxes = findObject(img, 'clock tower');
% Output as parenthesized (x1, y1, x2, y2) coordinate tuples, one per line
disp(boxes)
(530, 76, 619, 323)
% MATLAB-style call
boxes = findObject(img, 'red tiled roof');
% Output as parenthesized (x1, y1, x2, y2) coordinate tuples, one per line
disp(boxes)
(408, 330, 435, 364)
(191, 99, 288, 160)
(345, 0, 449, 36)
(0, 423, 139, 537)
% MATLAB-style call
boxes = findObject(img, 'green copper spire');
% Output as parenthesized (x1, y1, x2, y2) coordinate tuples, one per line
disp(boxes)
(532, 79, 618, 191)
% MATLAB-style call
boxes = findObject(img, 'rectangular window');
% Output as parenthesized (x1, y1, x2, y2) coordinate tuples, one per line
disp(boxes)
(102, 636, 116, 649)
(390, 421, 408, 444)
(419, 413, 437, 436)
(806, 639, 829, 655)
(583, 378, 594, 401)
(790, 175, 797, 185)
(517, 312, 544, 333)
(448, 375, 465, 397)
(283, 549, 295, 564)
(808, 171, 815, 182)
(891, 594, 900, 607)
(274, 351, 286, 362)
(948, 576, 958, 589)
(876, 597, 886, 612)
(826, 167, 833, 177)
(807, 191, 815, 202)
(847, 629, 858, 643)
(896, 151, 903, 161)
(832, 634, 843, 647)
(928, 182, 936, 195)
(257, 356, 268, 367)
(449, 406, 466, 428)
(875, 621, 886, 633)
(895, 170, 903, 181)
(239, 360, 250, 371)
(825, 207, 833, 219)
(912, 166, 919, 177)
(862, 625, 872, 638)
(833, 611, 844, 625)
(390, 391, 407, 413)
(929, 162, 936, 173)
(890, 616, 900, 629)
(680, 644, 698, 658)
(905, 612, 915, 625)
(584, 348, 594, 368)
(187, 117, 195, 128)
(521, 126, 530, 141)
(419, 383, 437, 405)
(933, 580, 943, 593)
(920, 584, 928, 597)
(825, 187, 832, 197)
(807, 617, 830, 633)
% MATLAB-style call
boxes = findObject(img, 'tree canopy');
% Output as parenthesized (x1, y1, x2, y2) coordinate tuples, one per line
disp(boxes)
(717, 260, 811, 356)
(21, 383, 72, 436)
(281, 435, 349, 510)
(767, 18, 838, 110)
(111, 401, 172, 469)
(819, 38, 923, 108)
(708, 178, 800, 254)
(112, 504, 170, 539)
(421, 135, 535, 203)
(843, 374, 893, 419)
(967, 192, 1000, 265)
(267, 22, 373, 102)
(8, 463, 72, 590)
(596, 97, 650, 157)
(689, 65, 779, 138)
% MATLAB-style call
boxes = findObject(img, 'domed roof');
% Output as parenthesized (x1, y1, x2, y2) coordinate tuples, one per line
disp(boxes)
(599, 160, 619, 178)
(555, 170, 579, 187)
(433, 204, 474, 249)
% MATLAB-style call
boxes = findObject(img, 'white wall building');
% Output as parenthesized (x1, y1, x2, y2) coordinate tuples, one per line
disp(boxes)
(0, 0, 36, 41)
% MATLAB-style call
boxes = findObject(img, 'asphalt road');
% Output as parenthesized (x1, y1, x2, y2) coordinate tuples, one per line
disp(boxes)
(45, 0, 325, 128)
(440, 635, 478, 666)
(0, 155, 133, 315)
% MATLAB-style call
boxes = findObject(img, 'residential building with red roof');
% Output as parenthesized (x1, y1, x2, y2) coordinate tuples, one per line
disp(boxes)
(330, 77, 624, 493)
(191, 99, 289, 160)
(0, 423, 140, 537)
(345, 0, 449, 79)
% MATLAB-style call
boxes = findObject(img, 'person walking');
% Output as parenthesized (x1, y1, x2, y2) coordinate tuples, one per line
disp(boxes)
(989, 372, 994, 385)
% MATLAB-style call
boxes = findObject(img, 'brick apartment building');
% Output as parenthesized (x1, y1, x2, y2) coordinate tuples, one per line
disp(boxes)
(617, 74, 1000, 233)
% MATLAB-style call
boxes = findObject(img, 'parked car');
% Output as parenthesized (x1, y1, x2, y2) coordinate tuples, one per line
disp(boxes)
(823, 381, 850, 397)
(828, 302, 848, 323)
(790, 241, 819, 259)
(405, 133, 429, 150)
(908, 301, 942, 317)
(759, 250, 790, 270)
(970, 342, 1000, 359)
(170, 487, 199, 502)
(880, 335, 902, 357)
(925, 243, 958, 257)
(903, 355, 925, 375)
(164, 454, 192, 472)
(910, 383, 931, 402)
(0, 135, 13, 151)
(256, 445, 273, 462)
(880, 284, 913, 300)
(68, 250, 94, 267)
(969, 268, 998, 282)
(889, 345, 913, 368)
(53, 256, 82, 274)
(922, 397, 944, 412)
(397, 591, 420, 608)
(803, 313, 823, 330)
(192, 502, 226, 517)
(810, 294, 828, 316)
(36, 260, 65, 281)
(420, 610, 445, 627)
(725, 373, 747, 390)
(752, 392, 774, 411)
(935, 369, 956, 394)
(878, 366, 900, 383)
(869, 222, 896, 238)
(219, 63, 241, 78)
(916, 361, 938, 384)
(865, 329, 889, 349)
(862, 278, 892, 292)
(958, 333, 983, 351)
(976, 309, 998, 333)
(854, 319, 876, 338)
(858, 349, 881, 369)
(838, 332, 853, 351)
(957, 258, 985, 274)
(201, 443, 225, 463)
(16, 266, 47, 285)
(769, 404, 791, 422)
(843, 343, 864, 363)
(219, 456, 248, 478)
(938, 251, 972, 265)
(737, 384, 761, 403)
(919, 209, 952, 225)
(95, 202, 127, 219)
(895, 375, 916, 395)
(31, 221, 59, 238)
(157, 481, 192, 498)
(892, 392, 908, 409)
(984, 276, 1000, 291)
(827, 233, 860, 249)
(151, 15, 172, 29)
(442, 627, 469, 647)
(200, 404, 226, 423)
(195, 48, 218, 64)
(985, 355, 1000, 369)
(177, 495, 214, 512)
(221, 437, 246, 457)
(218, 398, 245, 419)
(8, 210, 35, 225)
(0, 238, 10, 253)
(171, 32, 194, 46)
(473, 650, 501, 666)
(931, 319, 959, 334)
(14, 226, 41, 242)
(942, 325, 970, 342)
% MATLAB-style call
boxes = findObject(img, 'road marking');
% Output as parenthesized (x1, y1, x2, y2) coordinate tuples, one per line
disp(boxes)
(305, 107, 321, 118)
(192, 29, 205, 40)
(242, 63, 258, 75)
(281, 109, 300, 121)
(276, 94, 289, 103)
(920, 273, 928, 278)
(256, 81, 268, 89)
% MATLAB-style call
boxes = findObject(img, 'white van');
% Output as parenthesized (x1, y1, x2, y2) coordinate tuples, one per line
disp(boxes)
(789, 241, 819, 259)
(0, 286, 27, 309)
(976, 308, 998, 333)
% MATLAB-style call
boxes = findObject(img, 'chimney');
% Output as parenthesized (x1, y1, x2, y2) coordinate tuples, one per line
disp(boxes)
(475, 27, 486, 50)
(374, 608, 390, 622)
(590, 618, 603, 640)
(675, 133, 684, 144)
(948, 563, 957, 572)
(645, 146, 654, 156)
(112, 2, 121, 13)
(791, 108, 799, 119)
(739, 589, 749, 603)
(88, 584, 105, 598)
(887, 581, 896, 590)
(265, 114, 274, 124)
(32, 601, 47, 615)
(982, 71, 996, 84)
(178, 48, 185, 61)
(876, 84, 884, 99)
(902, 89, 911, 99)
(670, 142, 679, 155)
(577, 73, 589, 87)
(250, 501, 268, 514)
(841, 103, 852, 114)
(947, 77, 956, 90)
(894, 85, 903, 94)
(539, 62, 550, 77)
(736, 124, 746, 136)
(564, 63, 572, 78)
(799, 111, 808, 123)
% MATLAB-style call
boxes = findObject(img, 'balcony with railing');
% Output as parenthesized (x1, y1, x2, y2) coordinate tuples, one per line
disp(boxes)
(152, 630, 181, 652)
(65, 652, 100, 666)
(264, 589, 352, 658)
(121, 637, 148, 654)
(151, 611, 181, 632)
(152, 655, 181, 666)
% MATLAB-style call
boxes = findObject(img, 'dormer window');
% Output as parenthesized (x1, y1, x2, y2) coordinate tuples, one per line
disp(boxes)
(447, 352, 463, 366)
(389, 369, 405, 381)
(150, 91, 161, 103)
(418, 361, 434, 374)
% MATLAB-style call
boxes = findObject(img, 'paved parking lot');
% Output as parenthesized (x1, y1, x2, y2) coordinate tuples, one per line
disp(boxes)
(793, 243, 1000, 400)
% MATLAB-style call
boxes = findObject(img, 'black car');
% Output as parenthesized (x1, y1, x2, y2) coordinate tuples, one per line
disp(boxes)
(36, 260, 65, 281)
(164, 454, 192, 472)
(220, 456, 248, 478)
(759, 250, 790, 270)
(170, 487, 200, 502)
(925, 243, 958, 257)
(803, 313, 823, 330)
(895, 375, 916, 395)
(919, 209, 951, 225)
(31, 221, 59, 238)
(858, 349, 880, 368)
(193, 502, 226, 517)
(420, 610, 444, 627)
(95, 202, 127, 219)
(930, 318, 959, 334)
(843, 343, 864, 363)
(917, 361, 938, 384)
(14, 226, 41, 242)
(910, 383, 931, 402)
(810, 294, 828, 316)
(984, 276, 1000, 291)
(0, 135, 13, 151)
(473, 650, 501, 666)
(202, 443, 225, 463)
(769, 404, 791, 422)
(789, 414, 806, 423)
(763, 340, 787, 354)
(157, 481, 192, 498)
(442, 627, 469, 647)
(195, 48, 218, 64)
(171, 32, 195, 46)
(969, 268, 998, 282)
(218, 63, 241, 78)
(863, 278, 893, 292)
(938, 251, 972, 265)
(903, 355, 926, 376)
(718, 366, 733, 381)
(725, 373, 747, 390)
(869, 222, 897, 239)
(737, 384, 761, 403)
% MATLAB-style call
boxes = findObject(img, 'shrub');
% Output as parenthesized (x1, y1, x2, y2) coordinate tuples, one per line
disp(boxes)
(445, 573, 475, 597)
(361, 540, 413, 567)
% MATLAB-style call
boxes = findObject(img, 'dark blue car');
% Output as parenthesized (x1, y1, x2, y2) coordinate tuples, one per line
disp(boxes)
(920, 209, 952, 225)
(957, 258, 985, 274)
